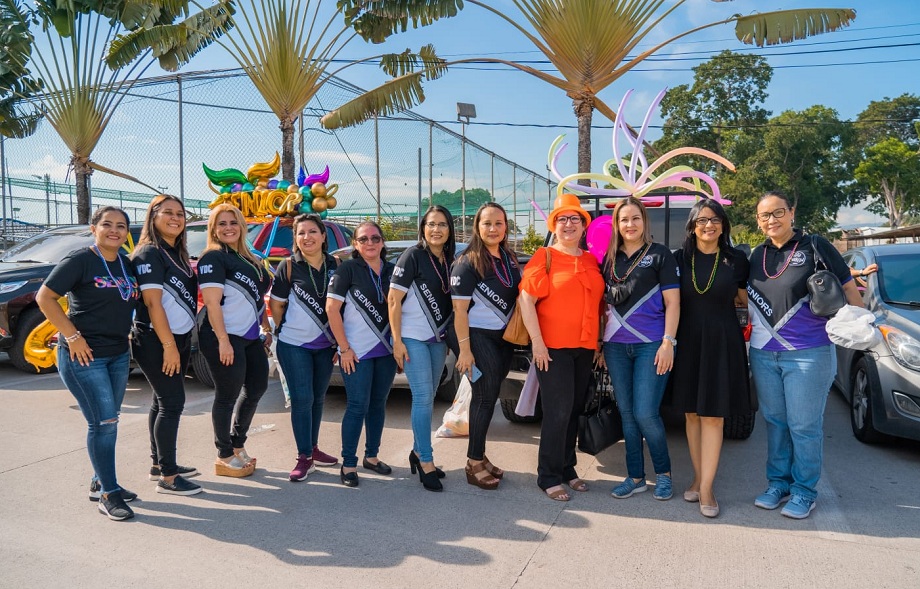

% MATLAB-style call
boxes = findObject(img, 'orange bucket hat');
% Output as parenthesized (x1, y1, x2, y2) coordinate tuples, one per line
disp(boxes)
(547, 193, 591, 227)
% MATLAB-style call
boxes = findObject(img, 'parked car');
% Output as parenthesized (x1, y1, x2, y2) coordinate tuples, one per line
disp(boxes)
(834, 243, 920, 443)
(186, 217, 354, 389)
(497, 194, 759, 441)
(0, 224, 141, 374)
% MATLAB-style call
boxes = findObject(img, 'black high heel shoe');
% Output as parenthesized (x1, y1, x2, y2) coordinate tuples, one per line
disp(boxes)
(408, 451, 446, 479)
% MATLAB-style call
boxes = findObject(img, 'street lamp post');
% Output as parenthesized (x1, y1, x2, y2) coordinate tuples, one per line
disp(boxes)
(457, 102, 477, 238)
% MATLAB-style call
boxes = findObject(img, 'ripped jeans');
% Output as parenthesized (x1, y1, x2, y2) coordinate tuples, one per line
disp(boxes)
(57, 347, 130, 494)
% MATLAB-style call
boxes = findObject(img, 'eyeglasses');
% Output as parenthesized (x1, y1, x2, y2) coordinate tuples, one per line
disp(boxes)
(555, 215, 583, 225)
(757, 208, 788, 222)
(425, 222, 449, 230)
(695, 217, 723, 227)
(355, 235, 383, 244)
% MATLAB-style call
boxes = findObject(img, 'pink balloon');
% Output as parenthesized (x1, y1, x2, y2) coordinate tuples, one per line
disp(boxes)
(586, 216, 612, 264)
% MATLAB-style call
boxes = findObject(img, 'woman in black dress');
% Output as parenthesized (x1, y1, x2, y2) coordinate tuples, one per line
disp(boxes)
(671, 199, 751, 518)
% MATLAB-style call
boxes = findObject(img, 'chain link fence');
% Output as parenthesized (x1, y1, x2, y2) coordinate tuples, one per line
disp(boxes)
(1, 68, 553, 250)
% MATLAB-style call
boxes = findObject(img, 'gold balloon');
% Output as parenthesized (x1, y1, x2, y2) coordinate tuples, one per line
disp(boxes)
(326, 196, 337, 209)
(311, 182, 327, 198)
(288, 185, 299, 194)
(312, 197, 328, 212)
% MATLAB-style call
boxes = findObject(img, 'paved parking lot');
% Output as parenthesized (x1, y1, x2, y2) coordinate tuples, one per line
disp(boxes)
(1, 357, 919, 588)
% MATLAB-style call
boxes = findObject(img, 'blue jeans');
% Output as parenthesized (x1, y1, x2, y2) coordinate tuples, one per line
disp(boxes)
(276, 342, 336, 456)
(57, 347, 130, 494)
(402, 338, 447, 463)
(603, 341, 671, 479)
(749, 345, 836, 501)
(341, 354, 398, 468)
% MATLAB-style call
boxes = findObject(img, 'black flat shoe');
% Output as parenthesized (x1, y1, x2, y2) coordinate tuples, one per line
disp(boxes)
(362, 458, 392, 475)
(408, 451, 446, 479)
(340, 467, 359, 487)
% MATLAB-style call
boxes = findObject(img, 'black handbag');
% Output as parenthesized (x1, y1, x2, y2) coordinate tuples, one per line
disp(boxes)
(807, 239, 846, 317)
(577, 368, 624, 455)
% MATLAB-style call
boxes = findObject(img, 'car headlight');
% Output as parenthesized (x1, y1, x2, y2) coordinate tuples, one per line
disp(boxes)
(879, 326, 920, 371)
(0, 280, 28, 295)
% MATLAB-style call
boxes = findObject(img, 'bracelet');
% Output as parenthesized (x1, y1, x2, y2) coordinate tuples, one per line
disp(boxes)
(338, 346, 351, 354)
(161, 340, 175, 348)
(458, 336, 470, 344)
(64, 331, 82, 343)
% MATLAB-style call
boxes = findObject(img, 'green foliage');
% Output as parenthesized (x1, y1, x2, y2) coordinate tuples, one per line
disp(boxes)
(519, 225, 543, 254)
(853, 137, 920, 228)
(855, 93, 920, 149)
(730, 225, 763, 249)
(421, 187, 492, 218)
(0, 0, 43, 138)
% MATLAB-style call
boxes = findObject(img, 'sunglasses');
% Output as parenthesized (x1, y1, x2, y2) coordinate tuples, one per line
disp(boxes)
(355, 235, 383, 244)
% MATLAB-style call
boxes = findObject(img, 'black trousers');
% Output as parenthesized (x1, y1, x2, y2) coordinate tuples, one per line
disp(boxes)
(534, 347, 594, 490)
(199, 321, 269, 459)
(467, 328, 514, 461)
(132, 325, 191, 477)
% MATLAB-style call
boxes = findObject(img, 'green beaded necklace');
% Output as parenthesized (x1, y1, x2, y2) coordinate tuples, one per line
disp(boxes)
(691, 247, 720, 295)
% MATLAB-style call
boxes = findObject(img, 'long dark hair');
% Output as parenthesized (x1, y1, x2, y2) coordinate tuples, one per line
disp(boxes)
(92, 206, 129, 226)
(350, 220, 388, 261)
(463, 202, 517, 278)
(292, 213, 328, 255)
(417, 205, 456, 262)
(134, 195, 189, 265)
(681, 199, 733, 262)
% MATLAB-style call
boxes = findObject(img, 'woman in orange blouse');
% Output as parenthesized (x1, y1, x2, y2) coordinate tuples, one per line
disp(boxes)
(518, 194, 605, 501)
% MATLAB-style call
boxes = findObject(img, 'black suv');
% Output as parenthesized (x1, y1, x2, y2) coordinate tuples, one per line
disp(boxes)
(497, 195, 758, 440)
(0, 225, 141, 373)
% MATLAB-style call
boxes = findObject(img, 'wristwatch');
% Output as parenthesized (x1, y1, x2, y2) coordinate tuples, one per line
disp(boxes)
(662, 335, 677, 347)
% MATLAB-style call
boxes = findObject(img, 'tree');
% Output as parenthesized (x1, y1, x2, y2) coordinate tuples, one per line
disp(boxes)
(855, 93, 920, 149)
(0, 0, 42, 138)
(421, 187, 491, 218)
(656, 50, 772, 170)
(5, 0, 231, 223)
(854, 138, 920, 228)
(325, 1, 856, 182)
(109, 0, 448, 181)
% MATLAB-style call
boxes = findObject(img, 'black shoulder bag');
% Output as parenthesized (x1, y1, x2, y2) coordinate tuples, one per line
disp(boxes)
(577, 368, 624, 455)
(807, 238, 846, 317)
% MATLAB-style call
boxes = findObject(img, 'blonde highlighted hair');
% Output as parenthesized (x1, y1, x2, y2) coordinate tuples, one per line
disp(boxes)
(133, 195, 189, 265)
(204, 204, 261, 267)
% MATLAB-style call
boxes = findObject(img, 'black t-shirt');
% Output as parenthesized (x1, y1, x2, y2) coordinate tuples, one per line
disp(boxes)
(390, 245, 454, 342)
(328, 257, 395, 359)
(748, 230, 852, 351)
(602, 242, 679, 343)
(270, 252, 338, 349)
(450, 250, 521, 330)
(43, 247, 139, 357)
(198, 247, 273, 340)
(132, 243, 198, 335)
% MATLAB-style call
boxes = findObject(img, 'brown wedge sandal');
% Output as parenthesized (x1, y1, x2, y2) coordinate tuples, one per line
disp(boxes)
(481, 455, 504, 479)
(465, 460, 500, 490)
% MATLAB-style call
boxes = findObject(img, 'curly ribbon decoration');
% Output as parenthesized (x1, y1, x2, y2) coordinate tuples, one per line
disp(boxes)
(547, 88, 735, 205)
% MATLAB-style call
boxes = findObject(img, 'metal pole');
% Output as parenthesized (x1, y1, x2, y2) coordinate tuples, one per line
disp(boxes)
(374, 113, 381, 222)
(490, 154, 494, 201)
(299, 110, 305, 177)
(461, 121, 466, 237)
(53, 181, 58, 224)
(45, 175, 50, 226)
(512, 166, 517, 248)
(428, 123, 433, 203)
(69, 184, 74, 223)
(178, 75, 185, 202)
(417, 147, 422, 222)
(1, 136, 6, 240)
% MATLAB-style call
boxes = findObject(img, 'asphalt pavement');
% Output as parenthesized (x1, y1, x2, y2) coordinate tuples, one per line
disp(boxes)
(1, 358, 919, 588)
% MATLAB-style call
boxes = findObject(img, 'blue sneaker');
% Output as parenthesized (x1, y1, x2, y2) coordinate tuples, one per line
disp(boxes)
(781, 495, 816, 519)
(754, 486, 790, 510)
(653, 473, 673, 501)
(611, 478, 647, 499)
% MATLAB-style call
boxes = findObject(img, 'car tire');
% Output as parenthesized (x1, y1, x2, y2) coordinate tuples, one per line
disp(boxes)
(10, 308, 58, 374)
(191, 351, 215, 389)
(850, 356, 884, 443)
(723, 411, 756, 440)
(499, 397, 543, 423)
(435, 367, 459, 402)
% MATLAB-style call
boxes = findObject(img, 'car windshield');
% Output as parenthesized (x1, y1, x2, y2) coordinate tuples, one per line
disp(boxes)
(1, 228, 93, 263)
(186, 225, 209, 259)
(878, 253, 920, 305)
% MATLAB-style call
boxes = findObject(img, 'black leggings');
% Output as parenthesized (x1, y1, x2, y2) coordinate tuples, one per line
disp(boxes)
(467, 328, 514, 461)
(199, 321, 269, 459)
(132, 325, 191, 477)
(534, 347, 594, 490)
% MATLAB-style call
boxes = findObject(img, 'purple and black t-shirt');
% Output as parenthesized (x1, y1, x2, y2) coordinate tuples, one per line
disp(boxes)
(270, 252, 337, 350)
(328, 257, 395, 360)
(602, 242, 679, 344)
(747, 230, 852, 351)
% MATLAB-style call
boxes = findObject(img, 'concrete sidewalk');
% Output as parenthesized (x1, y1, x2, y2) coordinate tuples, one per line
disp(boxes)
(1, 366, 919, 588)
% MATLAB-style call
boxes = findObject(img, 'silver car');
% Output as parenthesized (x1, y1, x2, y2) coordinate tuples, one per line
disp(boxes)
(835, 243, 920, 443)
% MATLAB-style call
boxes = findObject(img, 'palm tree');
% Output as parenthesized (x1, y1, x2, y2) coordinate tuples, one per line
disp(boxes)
(323, 0, 856, 180)
(108, 0, 449, 181)
(3, 0, 232, 223)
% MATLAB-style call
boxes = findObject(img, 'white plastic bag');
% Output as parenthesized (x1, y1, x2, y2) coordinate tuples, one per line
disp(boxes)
(826, 304, 882, 350)
(436, 375, 472, 438)
(514, 363, 539, 417)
